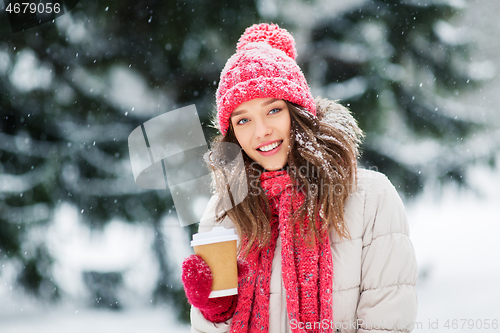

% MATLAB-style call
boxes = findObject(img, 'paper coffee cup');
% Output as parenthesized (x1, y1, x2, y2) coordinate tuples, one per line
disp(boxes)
(191, 226, 239, 298)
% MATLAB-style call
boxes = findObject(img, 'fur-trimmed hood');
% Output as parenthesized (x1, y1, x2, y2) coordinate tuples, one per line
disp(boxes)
(315, 97, 364, 159)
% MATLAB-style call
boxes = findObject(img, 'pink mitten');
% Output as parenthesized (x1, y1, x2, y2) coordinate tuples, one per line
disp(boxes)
(182, 254, 248, 323)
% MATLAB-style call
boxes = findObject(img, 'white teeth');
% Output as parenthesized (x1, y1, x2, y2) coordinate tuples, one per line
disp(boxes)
(258, 141, 281, 152)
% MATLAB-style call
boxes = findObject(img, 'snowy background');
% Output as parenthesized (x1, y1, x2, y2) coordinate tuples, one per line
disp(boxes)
(409, 2, 500, 331)
(0, 0, 499, 332)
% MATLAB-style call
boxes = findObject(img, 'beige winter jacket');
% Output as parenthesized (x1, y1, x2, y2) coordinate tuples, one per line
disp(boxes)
(190, 168, 418, 333)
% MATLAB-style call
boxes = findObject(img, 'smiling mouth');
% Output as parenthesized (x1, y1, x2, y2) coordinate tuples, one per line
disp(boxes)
(257, 140, 283, 152)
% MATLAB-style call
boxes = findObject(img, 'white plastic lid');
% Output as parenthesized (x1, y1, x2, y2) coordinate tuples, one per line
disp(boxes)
(191, 226, 238, 247)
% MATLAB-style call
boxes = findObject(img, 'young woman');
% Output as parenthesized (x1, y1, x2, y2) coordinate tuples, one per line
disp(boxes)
(182, 23, 418, 333)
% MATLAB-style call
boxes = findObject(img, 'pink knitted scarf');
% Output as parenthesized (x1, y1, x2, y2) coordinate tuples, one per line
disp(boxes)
(230, 170, 334, 332)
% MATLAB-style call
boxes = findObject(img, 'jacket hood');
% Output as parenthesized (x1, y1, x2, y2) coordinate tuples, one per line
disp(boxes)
(315, 97, 364, 159)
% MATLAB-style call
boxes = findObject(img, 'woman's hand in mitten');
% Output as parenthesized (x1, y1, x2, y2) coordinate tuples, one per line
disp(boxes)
(181, 254, 213, 308)
(182, 254, 247, 323)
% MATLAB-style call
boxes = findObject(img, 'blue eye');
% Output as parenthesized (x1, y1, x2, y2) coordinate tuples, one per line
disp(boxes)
(269, 108, 281, 115)
(237, 118, 249, 125)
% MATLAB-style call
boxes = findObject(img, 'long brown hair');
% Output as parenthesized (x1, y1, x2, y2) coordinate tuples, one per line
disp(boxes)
(205, 97, 363, 255)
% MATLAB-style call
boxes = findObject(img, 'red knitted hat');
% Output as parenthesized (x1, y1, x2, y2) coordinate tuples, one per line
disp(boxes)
(216, 23, 316, 135)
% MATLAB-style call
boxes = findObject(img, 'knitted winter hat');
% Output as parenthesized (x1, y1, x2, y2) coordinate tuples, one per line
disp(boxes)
(216, 23, 316, 135)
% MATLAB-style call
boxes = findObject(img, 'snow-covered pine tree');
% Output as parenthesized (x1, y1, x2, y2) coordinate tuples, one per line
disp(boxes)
(301, 0, 493, 195)
(0, 0, 260, 321)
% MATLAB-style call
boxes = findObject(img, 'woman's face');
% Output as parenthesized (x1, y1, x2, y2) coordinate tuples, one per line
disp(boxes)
(230, 98, 291, 171)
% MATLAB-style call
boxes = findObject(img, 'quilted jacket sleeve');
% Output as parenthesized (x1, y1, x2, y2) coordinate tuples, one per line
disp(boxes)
(356, 172, 418, 332)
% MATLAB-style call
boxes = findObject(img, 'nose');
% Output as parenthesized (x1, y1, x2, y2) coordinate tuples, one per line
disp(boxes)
(254, 118, 272, 139)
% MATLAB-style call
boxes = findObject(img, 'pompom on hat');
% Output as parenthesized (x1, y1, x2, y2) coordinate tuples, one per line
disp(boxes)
(216, 23, 316, 135)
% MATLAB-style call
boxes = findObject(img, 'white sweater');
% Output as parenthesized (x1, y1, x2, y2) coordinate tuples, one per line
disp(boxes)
(190, 169, 418, 333)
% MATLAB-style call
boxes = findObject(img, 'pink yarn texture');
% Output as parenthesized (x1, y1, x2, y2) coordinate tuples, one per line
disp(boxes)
(230, 170, 334, 333)
(181, 254, 237, 323)
(216, 23, 316, 135)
